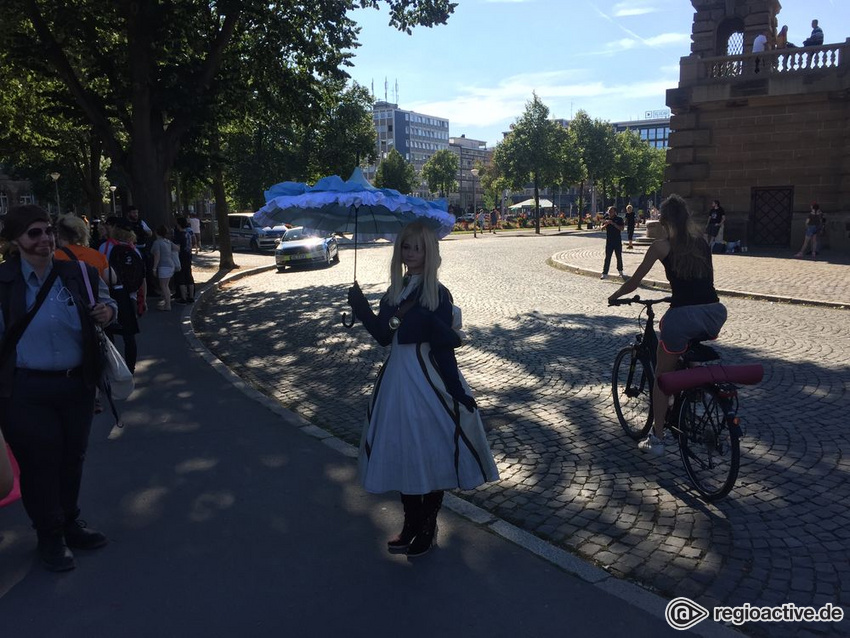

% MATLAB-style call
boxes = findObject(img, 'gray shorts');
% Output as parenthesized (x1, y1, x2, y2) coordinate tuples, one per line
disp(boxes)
(659, 302, 727, 354)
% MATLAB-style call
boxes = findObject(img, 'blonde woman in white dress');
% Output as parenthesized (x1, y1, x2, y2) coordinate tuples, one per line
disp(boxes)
(348, 221, 499, 557)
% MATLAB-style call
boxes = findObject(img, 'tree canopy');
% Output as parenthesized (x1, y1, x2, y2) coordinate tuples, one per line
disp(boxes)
(1, 0, 457, 230)
(494, 93, 563, 233)
(421, 148, 458, 197)
(374, 148, 417, 194)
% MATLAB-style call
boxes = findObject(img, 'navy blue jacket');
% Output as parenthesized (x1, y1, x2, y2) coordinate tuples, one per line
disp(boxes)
(350, 284, 467, 400)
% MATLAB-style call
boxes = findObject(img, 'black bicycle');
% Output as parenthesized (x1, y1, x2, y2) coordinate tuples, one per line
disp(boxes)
(610, 296, 763, 501)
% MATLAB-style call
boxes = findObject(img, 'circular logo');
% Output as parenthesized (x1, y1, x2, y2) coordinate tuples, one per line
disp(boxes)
(665, 597, 710, 631)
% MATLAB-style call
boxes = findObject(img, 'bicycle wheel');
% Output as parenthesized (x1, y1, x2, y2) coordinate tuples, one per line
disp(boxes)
(611, 347, 653, 440)
(678, 387, 740, 501)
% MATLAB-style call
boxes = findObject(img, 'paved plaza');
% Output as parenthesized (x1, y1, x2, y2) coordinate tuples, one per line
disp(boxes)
(193, 230, 849, 637)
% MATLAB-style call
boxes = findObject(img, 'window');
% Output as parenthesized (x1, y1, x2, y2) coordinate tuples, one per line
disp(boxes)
(19, 194, 34, 205)
(0, 191, 7, 213)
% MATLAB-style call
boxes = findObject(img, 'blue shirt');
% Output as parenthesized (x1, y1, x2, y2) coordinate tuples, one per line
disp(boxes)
(0, 258, 116, 370)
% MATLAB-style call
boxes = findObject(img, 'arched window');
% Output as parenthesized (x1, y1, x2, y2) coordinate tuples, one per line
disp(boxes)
(717, 17, 746, 56)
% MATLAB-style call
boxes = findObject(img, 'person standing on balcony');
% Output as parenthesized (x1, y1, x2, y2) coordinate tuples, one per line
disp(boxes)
(753, 30, 768, 73)
(803, 19, 824, 47)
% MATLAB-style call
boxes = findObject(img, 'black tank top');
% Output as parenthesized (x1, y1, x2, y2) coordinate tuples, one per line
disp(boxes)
(661, 241, 719, 308)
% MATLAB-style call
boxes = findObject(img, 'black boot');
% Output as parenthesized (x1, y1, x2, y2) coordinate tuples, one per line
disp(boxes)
(388, 494, 422, 552)
(64, 519, 108, 550)
(407, 491, 443, 557)
(37, 531, 76, 572)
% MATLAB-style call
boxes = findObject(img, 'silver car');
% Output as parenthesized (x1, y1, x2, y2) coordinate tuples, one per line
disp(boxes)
(275, 227, 340, 272)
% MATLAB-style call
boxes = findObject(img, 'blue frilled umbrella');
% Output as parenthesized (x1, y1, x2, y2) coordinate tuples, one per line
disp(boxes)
(255, 167, 455, 326)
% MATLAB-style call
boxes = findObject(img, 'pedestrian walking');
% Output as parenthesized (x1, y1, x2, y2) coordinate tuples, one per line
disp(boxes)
(625, 204, 636, 250)
(600, 206, 625, 279)
(346, 220, 499, 557)
(151, 225, 175, 311)
(173, 217, 195, 303)
(189, 212, 201, 254)
(608, 194, 727, 456)
(794, 203, 826, 258)
(490, 207, 499, 233)
(705, 200, 725, 250)
(98, 220, 146, 372)
(0, 205, 117, 571)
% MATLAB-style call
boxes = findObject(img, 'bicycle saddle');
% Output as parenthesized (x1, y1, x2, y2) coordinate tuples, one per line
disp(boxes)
(682, 342, 721, 364)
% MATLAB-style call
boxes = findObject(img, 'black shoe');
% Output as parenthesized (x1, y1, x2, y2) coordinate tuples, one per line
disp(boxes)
(407, 491, 443, 557)
(37, 532, 76, 572)
(64, 520, 108, 550)
(388, 494, 422, 552)
(407, 523, 438, 557)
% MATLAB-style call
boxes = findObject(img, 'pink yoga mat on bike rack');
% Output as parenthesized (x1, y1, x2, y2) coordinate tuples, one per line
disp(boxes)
(0, 444, 22, 508)
(658, 364, 764, 395)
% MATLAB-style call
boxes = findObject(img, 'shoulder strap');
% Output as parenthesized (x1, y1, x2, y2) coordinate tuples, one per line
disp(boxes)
(0, 267, 62, 360)
(59, 246, 78, 261)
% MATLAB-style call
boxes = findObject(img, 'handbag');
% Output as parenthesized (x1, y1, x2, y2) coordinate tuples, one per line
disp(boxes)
(77, 261, 135, 401)
(0, 443, 21, 508)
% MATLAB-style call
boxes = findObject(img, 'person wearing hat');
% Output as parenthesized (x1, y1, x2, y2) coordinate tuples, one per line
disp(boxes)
(0, 205, 117, 572)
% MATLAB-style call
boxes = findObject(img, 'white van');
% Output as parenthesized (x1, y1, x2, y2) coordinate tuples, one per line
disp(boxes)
(227, 213, 287, 251)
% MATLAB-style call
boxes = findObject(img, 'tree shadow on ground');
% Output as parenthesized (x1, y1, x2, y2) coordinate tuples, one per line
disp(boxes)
(192, 280, 850, 632)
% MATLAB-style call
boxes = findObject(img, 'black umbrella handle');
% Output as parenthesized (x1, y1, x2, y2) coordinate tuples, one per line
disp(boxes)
(342, 311, 355, 328)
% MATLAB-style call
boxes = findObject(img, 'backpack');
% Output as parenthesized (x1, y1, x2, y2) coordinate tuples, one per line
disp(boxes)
(108, 243, 146, 292)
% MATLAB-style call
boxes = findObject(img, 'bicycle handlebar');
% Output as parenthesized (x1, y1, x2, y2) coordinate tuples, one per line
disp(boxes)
(609, 295, 672, 307)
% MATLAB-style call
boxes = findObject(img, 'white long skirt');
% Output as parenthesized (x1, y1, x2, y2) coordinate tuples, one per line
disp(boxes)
(359, 338, 500, 495)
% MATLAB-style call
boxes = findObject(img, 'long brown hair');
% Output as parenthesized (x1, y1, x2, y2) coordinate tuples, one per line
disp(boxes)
(659, 195, 711, 279)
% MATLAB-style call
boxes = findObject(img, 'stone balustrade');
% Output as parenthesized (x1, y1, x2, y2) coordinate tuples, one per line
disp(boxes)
(700, 41, 847, 81)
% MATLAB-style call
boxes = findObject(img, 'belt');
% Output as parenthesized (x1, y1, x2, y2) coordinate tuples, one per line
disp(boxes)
(15, 367, 84, 378)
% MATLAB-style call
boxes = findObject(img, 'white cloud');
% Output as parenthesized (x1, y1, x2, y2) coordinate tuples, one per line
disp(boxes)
(644, 33, 690, 47)
(613, 3, 657, 17)
(408, 69, 679, 141)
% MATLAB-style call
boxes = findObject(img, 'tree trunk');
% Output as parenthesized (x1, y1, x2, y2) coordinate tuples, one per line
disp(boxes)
(577, 180, 585, 229)
(211, 135, 236, 270)
(533, 175, 541, 234)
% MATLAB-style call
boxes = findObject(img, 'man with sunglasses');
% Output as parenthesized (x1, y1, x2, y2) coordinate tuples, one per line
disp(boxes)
(0, 205, 117, 572)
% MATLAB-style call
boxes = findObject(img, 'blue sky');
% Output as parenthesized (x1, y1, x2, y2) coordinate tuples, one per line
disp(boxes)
(347, 0, 845, 147)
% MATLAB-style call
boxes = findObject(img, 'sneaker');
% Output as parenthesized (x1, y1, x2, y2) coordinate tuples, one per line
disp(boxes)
(618, 270, 625, 278)
(638, 433, 666, 456)
(600, 273, 608, 280)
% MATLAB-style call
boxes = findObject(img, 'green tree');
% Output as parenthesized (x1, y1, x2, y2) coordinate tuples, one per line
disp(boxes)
(374, 148, 417, 194)
(495, 93, 562, 233)
(570, 110, 616, 227)
(2, 0, 457, 229)
(308, 82, 377, 182)
(421, 149, 458, 197)
(556, 126, 586, 217)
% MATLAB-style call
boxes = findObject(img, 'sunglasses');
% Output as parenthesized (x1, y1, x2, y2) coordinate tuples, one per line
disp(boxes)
(25, 226, 55, 239)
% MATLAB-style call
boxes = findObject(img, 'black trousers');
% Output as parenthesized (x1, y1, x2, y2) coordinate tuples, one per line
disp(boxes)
(603, 239, 624, 274)
(0, 371, 96, 532)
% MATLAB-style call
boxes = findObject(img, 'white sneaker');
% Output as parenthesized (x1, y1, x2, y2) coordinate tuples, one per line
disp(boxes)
(600, 273, 608, 280)
(638, 433, 666, 456)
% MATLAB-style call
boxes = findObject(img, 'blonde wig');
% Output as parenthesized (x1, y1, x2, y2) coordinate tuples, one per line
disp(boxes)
(387, 220, 441, 311)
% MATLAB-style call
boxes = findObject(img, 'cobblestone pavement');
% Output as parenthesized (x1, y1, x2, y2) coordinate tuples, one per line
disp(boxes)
(193, 235, 849, 638)
(549, 228, 850, 308)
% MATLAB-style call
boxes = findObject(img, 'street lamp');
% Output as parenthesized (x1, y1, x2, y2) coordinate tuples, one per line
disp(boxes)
(49, 172, 60, 216)
(109, 185, 117, 215)
(470, 168, 479, 239)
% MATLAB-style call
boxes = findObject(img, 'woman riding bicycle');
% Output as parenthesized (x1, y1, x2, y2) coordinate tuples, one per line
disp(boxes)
(608, 194, 727, 455)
